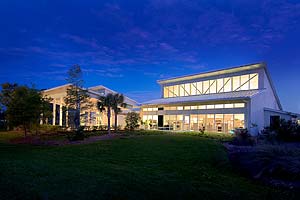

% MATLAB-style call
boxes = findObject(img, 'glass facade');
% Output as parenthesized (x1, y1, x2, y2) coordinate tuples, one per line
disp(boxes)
(163, 73, 259, 98)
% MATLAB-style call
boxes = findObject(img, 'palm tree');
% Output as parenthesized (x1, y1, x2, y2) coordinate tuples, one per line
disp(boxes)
(97, 93, 115, 134)
(112, 93, 127, 132)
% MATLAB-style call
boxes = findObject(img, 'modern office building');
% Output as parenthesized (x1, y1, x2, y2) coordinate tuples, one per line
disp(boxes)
(42, 84, 138, 128)
(141, 63, 299, 135)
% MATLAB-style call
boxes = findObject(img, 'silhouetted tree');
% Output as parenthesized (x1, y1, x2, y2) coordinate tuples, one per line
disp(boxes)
(97, 93, 114, 134)
(64, 65, 91, 130)
(112, 93, 127, 132)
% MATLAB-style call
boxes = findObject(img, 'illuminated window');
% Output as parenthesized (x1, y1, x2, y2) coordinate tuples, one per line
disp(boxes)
(180, 84, 185, 97)
(173, 85, 179, 97)
(142, 108, 148, 111)
(184, 106, 191, 110)
(217, 79, 223, 93)
(207, 105, 215, 109)
(143, 115, 147, 121)
(224, 104, 234, 108)
(184, 83, 190, 96)
(209, 80, 216, 94)
(191, 83, 197, 95)
(164, 87, 169, 98)
(177, 106, 183, 110)
(198, 105, 206, 109)
(191, 106, 198, 110)
(203, 81, 209, 94)
(215, 104, 223, 109)
(223, 78, 232, 92)
(234, 114, 245, 128)
(177, 115, 183, 120)
(168, 86, 174, 98)
(240, 74, 250, 90)
(232, 76, 240, 91)
(250, 73, 259, 89)
(234, 103, 245, 108)
(196, 82, 202, 94)
(152, 108, 158, 111)
(184, 116, 190, 124)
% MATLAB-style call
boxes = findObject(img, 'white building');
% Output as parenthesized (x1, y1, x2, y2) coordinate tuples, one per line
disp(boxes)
(141, 63, 299, 135)
(42, 84, 138, 129)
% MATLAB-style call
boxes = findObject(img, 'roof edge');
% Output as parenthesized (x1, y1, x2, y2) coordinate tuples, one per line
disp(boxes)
(157, 62, 265, 84)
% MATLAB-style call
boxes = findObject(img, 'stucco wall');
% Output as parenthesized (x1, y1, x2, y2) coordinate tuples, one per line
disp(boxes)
(250, 71, 280, 135)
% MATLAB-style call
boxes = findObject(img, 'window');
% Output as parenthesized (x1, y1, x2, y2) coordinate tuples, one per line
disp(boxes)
(164, 87, 169, 98)
(207, 105, 215, 109)
(198, 105, 206, 109)
(240, 74, 250, 90)
(234, 103, 245, 108)
(177, 106, 183, 110)
(180, 84, 185, 97)
(215, 104, 223, 109)
(184, 106, 191, 110)
(209, 80, 216, 94)
(223, 78, 232, 92)
(232, 76, 240, 91)
(168, 86, 174, 97)
(184, 83, 190, 96)
(174, 85, 179, 97)
(203, 81, 209, 94)
(196, 82, 202, 94)
(224, 104, 234, 108)
(250, 73, 259, 89)
(234, 114, 245, 128)
(217, 79, 224, 93)
(191, 106, 198, 110)
(191, 83, 197, 95)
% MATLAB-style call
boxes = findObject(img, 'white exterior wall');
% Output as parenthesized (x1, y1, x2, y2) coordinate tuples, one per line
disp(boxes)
(250, 71, 280, 135)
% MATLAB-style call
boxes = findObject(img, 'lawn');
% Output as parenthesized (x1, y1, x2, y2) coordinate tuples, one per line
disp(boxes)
(0, 132, 298, 200)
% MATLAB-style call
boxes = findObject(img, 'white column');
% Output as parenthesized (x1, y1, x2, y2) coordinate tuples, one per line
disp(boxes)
(59, 98, 63, 126)
(53, 101, 56, 125)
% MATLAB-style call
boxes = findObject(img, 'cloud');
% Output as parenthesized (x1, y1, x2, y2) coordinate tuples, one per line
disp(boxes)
(82, 67, 123, 78)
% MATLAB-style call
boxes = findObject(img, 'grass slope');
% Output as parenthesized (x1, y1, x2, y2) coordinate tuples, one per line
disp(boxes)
(0, 133, 297, 200)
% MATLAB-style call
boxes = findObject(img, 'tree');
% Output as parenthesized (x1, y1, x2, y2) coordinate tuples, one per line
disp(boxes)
(111, 93, 127, 132)
(40, 95, 53, 125)
(97, 93, 114, 134)
(64, 65, 91, 130)
(0, 83, 51, 137)
(125, 112, 140, 131)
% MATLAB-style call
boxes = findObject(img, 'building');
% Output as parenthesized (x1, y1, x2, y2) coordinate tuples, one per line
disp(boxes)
(141, 63, 299, 135)
(42, 84, 138, 129)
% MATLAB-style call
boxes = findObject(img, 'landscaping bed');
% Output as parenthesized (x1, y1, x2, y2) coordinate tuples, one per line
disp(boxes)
(224, 142, 300, 189)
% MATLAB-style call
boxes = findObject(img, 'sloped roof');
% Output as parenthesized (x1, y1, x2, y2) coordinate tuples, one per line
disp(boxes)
(157, 62, 265, 84)
(142, 90, 262, 106)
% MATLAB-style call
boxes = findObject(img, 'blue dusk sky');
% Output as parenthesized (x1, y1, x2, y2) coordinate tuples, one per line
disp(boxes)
(0, 0, 300, 112)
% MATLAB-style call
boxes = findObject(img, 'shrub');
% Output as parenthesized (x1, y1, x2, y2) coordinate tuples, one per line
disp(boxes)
(263, 119, 300, 142)
(258, 127, 278, 144)
(231, 128, 255, 146)
(67, 126, 85, 141)
(125, 112, 140, 131)
(38, 125, 63, 134)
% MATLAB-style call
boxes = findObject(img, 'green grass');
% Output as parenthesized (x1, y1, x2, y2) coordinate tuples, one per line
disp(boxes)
(0, 132, 298, 199)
